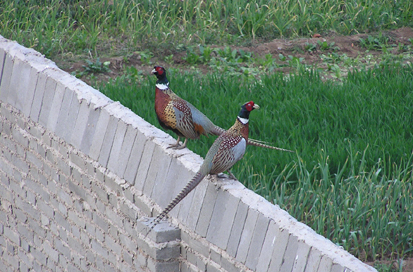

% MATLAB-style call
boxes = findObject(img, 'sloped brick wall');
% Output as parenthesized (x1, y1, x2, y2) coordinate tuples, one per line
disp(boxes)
(0, 36, 376, 272)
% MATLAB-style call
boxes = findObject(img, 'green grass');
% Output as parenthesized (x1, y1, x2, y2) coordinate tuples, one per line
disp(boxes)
(97, 64, 413, 262)
(1, 0, 413, 59)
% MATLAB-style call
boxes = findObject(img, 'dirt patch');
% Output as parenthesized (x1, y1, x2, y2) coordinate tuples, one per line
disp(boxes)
(59, 27, 413, 86)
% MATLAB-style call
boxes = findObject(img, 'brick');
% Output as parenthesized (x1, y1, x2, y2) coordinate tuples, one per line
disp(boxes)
(245, 213, 270, 270)
(104, 172, 125, 196)
(54, 211, 71, 232)
(54, 87, 74, 140)
(0, 54, 13, 101)
(62, 94, 81, 143)
(122, 250, 134, 267)
(105, 235, 122, 257)
(98, 115, 118, 167)
(255, 220, 278, 271)
(11, 125, 29, 148)
(46, 81, 65, 132)
(137, 218, 180, 243)
(43, 240, 59, 263)
(68, 210, 86, 229)
(88, 106, 111, 160)
(304, 247, 322, 272)
(26, 150, 43, 171)
(120, 200, 138, 220)
(91, 238, 108, 258)
(93, 213, 109, 233)
(181, 231, 209, 259)
(54, 239, 71, 258)
(331, 263, 346, 272)
(58, 190, 73, 206)
(17, 224, 34, 244)
(14, 206, 28, 224)
(38, 76, 57, 127)
(31, 246, 47, 266)
(291, 239, 311, 272)
(235, 208, 258, 263)
(206, 263, 221, 272)
(144, 144, 172, 198)
(206, 189, 240, 250)
(279, 234, 299, 272)
(92, 182, 108, 204)
(67, 235, 85, 256)
(107, 119, 127, 175)
(4, 226, 20, 246)
(15, 196, 40, 222)
(79, 105, 101, 155)
(105, 207, 123, 229)
(220, 256, 239, 272)
(29, 71, 47, 122)
(317, 254, 333, 272)
(69, 150, 86, 171)
(119, 233, 137, 252)
(70, 100, 91, 150)
(155, 157, 195, 214)
(226, 200, 249, 258)
(7, 58, 31, 111)
(9, 176, 26, 197)
(18, 247, 34, 268)
(195, 181, 218, 237)
(68, 179, 86, 200)
(116, 124, 137, 178)
(134, 139, 156, 192)
(25, 178, 50, 202)
(266, 227, 290, 271)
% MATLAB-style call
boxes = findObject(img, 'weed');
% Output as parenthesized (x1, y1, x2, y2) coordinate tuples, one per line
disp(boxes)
(317, 40, 338, 51)
(72, 58, 110, 78)
(359, 33, 392, 51)
(304, 42, 317, 52)
(138, 50, 154, 65)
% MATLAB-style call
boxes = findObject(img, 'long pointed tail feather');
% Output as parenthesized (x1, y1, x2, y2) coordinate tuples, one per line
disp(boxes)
(146, 171, 206, 235)
(212, 124, 292, 153)
(248, 138, 294, 153)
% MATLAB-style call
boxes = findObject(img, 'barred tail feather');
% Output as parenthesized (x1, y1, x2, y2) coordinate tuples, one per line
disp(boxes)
(147, 171, 206, 234)
(211, 125, 226, 136)
(248, 138, 294, 153)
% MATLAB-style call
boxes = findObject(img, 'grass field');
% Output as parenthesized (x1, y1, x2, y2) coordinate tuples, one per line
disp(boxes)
(1, 0, 413, 270)
(99, 65, 413, 265)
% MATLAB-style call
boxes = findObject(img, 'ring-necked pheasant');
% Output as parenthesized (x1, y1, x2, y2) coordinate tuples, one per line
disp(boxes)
(147, 101, 260, 233)
(152, 66, 293, 153)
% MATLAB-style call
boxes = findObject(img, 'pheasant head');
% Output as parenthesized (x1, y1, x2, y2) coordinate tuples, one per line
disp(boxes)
(238, 101, 260, 124)
(152, 66, 169, 86)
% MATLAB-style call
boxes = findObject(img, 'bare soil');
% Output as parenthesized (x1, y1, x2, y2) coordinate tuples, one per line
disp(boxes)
(57, 27, 413, 271)
(60, 27, 413, 86)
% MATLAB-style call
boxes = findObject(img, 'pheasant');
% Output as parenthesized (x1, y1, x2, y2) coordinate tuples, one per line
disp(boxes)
(152, 66, 293, 153)
(147, 101, 260, 233)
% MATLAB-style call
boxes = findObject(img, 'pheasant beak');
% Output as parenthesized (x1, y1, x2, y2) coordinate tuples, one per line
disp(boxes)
(253, 104, 260, 110)
(151, 68, 157, 74)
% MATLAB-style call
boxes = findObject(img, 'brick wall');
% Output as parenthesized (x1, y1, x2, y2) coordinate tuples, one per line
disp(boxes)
(0, 35, 376, 272)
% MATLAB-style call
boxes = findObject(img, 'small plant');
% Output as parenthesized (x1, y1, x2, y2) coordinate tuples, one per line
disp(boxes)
(72, 58, 110, 78)
(359, 33, 392, 51)
(138, 50, 154, 65)
(183, 47, 201, 65)
(164, 54, 174, 64)
(199, 45, 213, 63)
(317, 40, 338, 51)
(304, 42, 317, 52)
